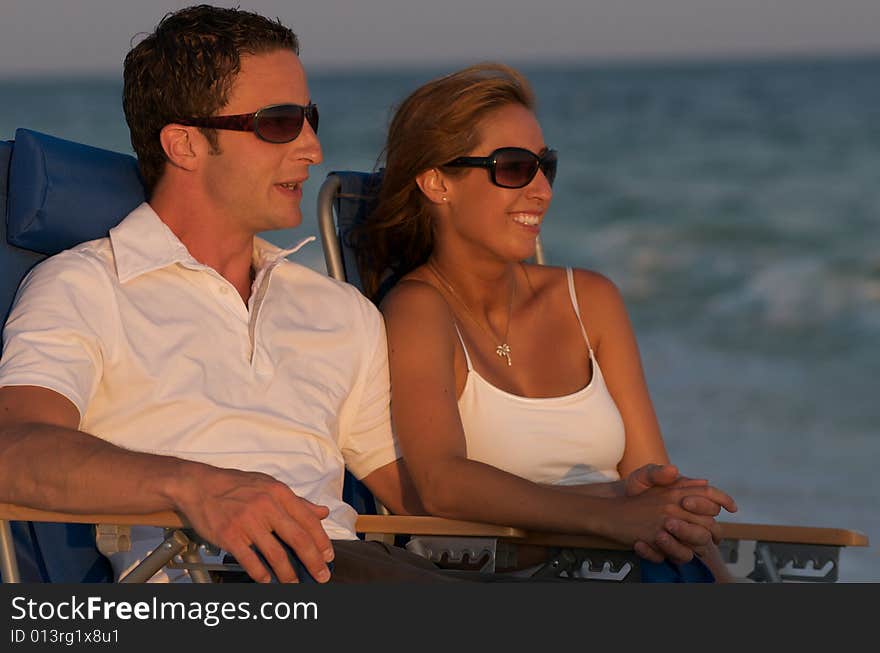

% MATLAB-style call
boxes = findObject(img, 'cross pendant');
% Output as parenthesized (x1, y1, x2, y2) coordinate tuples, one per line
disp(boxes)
(496, 343, 512, 366)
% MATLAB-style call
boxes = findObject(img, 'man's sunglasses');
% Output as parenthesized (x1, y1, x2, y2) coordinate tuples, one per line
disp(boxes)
(442, 147, 558, 189)
(178, 103, 319, 143)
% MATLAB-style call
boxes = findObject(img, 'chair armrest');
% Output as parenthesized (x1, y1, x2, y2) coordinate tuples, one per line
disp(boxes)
(0, 503, 185, 528)
(509, 522, 869, 550)
(718, 522, 868, 547)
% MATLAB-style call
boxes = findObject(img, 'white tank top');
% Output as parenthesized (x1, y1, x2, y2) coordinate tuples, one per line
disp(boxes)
(456, 268, 626, 485)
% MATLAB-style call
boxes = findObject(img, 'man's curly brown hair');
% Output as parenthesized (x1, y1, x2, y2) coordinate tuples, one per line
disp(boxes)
(122, 4, 299, 194)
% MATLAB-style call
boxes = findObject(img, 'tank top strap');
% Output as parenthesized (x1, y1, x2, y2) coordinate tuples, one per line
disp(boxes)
(452, 321, 474, 371)
(566, 267, 594, 354)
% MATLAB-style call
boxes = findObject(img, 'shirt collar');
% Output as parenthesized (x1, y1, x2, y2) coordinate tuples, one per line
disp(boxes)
(252, 234, 316, 271)
(109, 202, 315, 283)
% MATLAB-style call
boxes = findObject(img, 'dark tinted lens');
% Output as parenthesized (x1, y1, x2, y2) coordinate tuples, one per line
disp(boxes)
(540, 150, 558, 187)
(493, 148, 540, 188)
(255, 105, 305, 143)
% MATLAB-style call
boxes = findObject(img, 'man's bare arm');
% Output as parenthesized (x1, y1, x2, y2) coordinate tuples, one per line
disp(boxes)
(1, 385, 185, 513)
(0, 385, 334, 583)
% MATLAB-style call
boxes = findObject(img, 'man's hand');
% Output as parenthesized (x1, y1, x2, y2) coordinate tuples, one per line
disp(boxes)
(623, 464, 737, 564)
(174, 464, 335, 583)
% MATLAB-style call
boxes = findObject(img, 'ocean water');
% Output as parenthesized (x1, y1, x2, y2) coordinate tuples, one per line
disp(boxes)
(2, 56, 878, 581)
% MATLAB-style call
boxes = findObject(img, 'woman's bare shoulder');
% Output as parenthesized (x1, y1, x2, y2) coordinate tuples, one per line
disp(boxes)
(523, 263, 619, 299)
(379, 269, 460, 363)
(568, 267, 632, 341)
(380, 269, 453, 323)
(571, 267, 622, 301)
(522, 265, 628, 336)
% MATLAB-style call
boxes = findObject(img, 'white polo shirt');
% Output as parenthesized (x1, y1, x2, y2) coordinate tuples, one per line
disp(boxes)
(0, 203, 398, 578)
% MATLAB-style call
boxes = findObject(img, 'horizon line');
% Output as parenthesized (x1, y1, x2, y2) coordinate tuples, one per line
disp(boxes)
(1, 47, 878, 81)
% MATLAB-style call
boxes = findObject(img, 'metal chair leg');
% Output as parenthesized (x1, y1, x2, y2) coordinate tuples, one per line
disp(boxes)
(119, 529, 192, 583)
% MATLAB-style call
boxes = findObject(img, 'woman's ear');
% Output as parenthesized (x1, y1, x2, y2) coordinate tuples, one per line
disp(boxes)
(416, 168, 450, 205)
(159, 124, 199, 172)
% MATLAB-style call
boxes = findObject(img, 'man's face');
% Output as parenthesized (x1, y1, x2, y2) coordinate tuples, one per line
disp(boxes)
(200, 49, 323, 235)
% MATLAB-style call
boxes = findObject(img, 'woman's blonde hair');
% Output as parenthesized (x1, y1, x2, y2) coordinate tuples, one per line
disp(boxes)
(356, 63, 536, 301)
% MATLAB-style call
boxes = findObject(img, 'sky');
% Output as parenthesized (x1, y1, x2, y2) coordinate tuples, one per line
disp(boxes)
(1, 0, 879, 77)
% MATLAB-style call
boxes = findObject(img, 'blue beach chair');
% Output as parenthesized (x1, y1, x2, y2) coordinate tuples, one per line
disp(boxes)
(315, 170, 871, 582)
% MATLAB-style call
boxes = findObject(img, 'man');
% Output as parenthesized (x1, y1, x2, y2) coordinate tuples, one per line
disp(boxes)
(0, 5, 438, 583)
(0, 5, 726, 583)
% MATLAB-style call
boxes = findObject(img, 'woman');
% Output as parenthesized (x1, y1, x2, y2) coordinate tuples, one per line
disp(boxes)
(357, 63, 736, 581)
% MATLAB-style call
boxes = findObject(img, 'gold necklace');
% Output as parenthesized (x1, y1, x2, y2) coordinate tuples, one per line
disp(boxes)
(428, 260, 515, 366)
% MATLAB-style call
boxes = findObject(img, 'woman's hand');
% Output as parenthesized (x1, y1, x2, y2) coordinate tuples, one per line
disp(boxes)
(622, 463, 737, 564)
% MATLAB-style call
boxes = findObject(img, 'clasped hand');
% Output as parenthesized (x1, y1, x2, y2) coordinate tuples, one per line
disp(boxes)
(622, 463, 737, 565)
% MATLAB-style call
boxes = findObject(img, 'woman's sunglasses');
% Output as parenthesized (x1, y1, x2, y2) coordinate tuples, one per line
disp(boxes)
(442, 147, 558, 189)
(178, 103, 319, 143)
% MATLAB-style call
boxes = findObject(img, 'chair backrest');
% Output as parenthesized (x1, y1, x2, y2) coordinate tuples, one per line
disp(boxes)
(2, 129, 145, 324)
(1, 128, 146, 582)
(317, 170, 381, 289)
(1, 141, 46, 326)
